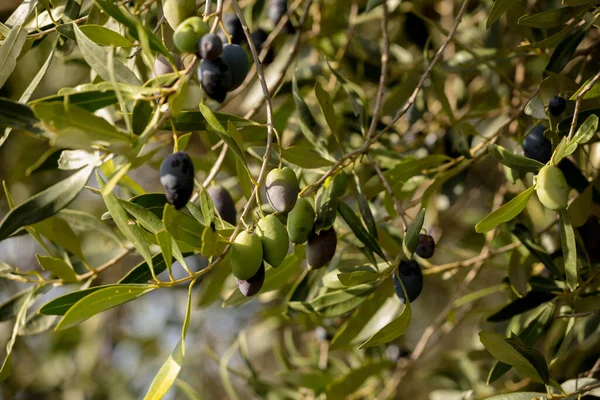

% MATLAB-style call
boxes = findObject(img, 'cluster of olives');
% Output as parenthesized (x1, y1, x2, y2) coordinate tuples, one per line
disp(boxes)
(392, 234, 435, 303)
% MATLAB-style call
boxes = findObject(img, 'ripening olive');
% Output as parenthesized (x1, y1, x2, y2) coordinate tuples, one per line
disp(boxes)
(287, 198, 315, 244)
(230, 230, 263, 280)
(198, 58, 232, 103)
(266, 167, 299, 213)
(415, 234, 435, 259)
(160, 151, 195, 210)
(523, 125, 552, 164)
(393, 260, 423, 303)
(236, 261, 265, 297)
(207, 186, 236, 225)
(549, 96, 567, 116)
(251, 28, 274, 64)
(306, 228, 337, 270)
(199, 33, 223, 61)
(536, 165, 569, 210)
(162, 0, 196, 31)
(152, 54, 182, 78)
(174, 16, 210, 53)
(220, 14, 244, 45)
(221, 44, 249, 90)
(256, 215, 289, 268)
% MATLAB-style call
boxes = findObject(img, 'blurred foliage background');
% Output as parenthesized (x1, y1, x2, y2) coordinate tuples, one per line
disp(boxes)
(1, 0, 600, 399)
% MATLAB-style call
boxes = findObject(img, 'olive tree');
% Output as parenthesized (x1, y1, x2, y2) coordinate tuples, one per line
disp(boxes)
(0, 0, 599, 399)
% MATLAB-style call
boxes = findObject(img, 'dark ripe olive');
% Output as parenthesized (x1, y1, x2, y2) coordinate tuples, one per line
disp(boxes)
(306, 228, 337, 270)
(577, 216, 600, 262)
(199, 33, 223, 61)
(160, 151, 195, 210)
(265, 167, 299, 213)
(198, 58, 232, 103)
(251, 28, 274, 64)
(549, 96, 567, 116)
(236, 261, 265, 297)
(393, 260, 423, 303)
(207, 186, 236, 225)
(523, 125, 552, 163)
(221, 44, 249, 90)
(220, 14, 245, 45)
(415, 234, 435, 259)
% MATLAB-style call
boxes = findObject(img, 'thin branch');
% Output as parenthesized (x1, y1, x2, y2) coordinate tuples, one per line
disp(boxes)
(422, 242, 518, 275)
(567, 70, 600, 141)
(366, 153, 408, 231)
(366, 3, 389, 139)
(201, 142, 229, 188)
(301, 0, 470, 197)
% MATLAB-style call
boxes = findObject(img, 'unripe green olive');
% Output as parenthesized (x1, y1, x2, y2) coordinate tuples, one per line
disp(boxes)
(230, 231, 263, 280)
(287, 198, 315, 244)
(266, 167, 299, 213)
(536, 165, 569, 210)
(163, 0, 196, 31)
(256, 215, 289, 268)
(174, 16, 209, 53)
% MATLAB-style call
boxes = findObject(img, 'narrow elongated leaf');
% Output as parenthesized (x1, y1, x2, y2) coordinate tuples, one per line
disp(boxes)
(36, 255, 78, 282)
(545, 29, 586, 74)
(512, 224, 560, 276)
(291, 283, 377, 317)
(315, 180, 337, 233)
(402, 208, 425, 258)
(559, 210, 578, 291)
(338, 202, 384, 259)
(0, 165, 94, 241)
(505, 336, 550, 384)
(0, 25, 28, 88)
(292, 71, 319, 147)
(326, 361, 393, 397)
(483, 394, 546, 400)
(475, 186, 535, 234)
(0, 288, 39, 322)
(315, 80, 338, 139)
(97, 172, 154, 272)
(281, 146, 334, 168)
(480, 331, 544, 383)
(0, 98, 44, 134)
(553, 115, 599, 164)
(518, 7, 575, 29)
(486, 0, 518, 28)
(144, 280, 194, 399)
(79, 24, 133, 47)
(487, 291, 556, 322)
(359, 302, 411, 348)
(488, 144, 544, 174)
(56, 284, 155, 330)
(39, 287, 102, 315)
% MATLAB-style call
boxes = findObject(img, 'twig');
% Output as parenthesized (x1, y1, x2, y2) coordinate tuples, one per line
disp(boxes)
(422, 242, 518, 275)
(366, 153, 408, 231)
(366, 3, 389, 140)
(567, 71, 600, 141)
(301, 0, 470, 197)
(201, 142, 229, 188)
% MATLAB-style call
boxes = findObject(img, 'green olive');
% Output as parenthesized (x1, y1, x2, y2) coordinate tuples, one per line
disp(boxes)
(230, 231, 263, 280)
(256, 215, 289, 268)
(536, 165, 569, 210)
(287, 198, 315, 244)
(162, 0, 196, 31)
(174, 16, 210, 53)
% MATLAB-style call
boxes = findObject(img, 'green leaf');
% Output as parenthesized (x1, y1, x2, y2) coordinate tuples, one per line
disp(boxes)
(505, 336, 550, 385)
(356, 184, 378, 239)
(292, 283, 377, 317)
(163, 204, 204, 249)
(337, 270, 381, 286)
(524, 97, 548, 120)
(552, 114, 598, 164)
(479, 331, 545, 383)
(315, 179, 338, 233)
(36, 255, 78, 282)
(78, 24, 134, 47)
(518, 7, 576, 29)
(559, 210, 578, 291)
(572, 75, 600, 99)
(34, 216, 86, 262)
(198, 186, 215, 227)
(156, 229, 173, 277)
(198, 103, 251, 176)
(93, 0, 170, 57)
(0, 25, 28, 88)
(330, 279, 393, 349)
(359, 302, 411, 348)
(177, 132, 192, 152)
(73, 24, 140, 85)
(0, 288, 45, 322)
(512, 224, 560, 276)
(33, 102, 133, 153)
(487, 291, 556, 322)
(488, 144, 544, 174)
(0, 165, 94, 241)
(0, 97, 44, 134)
(58, 150, 102, 170)
(402, 208, 425, 258)
(314, 80, 338, 140)
(120, 252, 192, 284)
(59, 209, 121, 244)
(326, 361, 393, 397)
(327, 61, 366, 133)
(97, 171, 155, 272)
(337, 202, 385, 259)
(281, 146, 334, 169)
(39, 287, 102, 315)
(486, 0, 518, 28)
(144, 280, 194, 399)
(55, 284, 155, 330)
(292, 70, 320, 147)
(545, 29, 587, 74)
(223, 253, 302, 307)
(475, 186, 535, 234)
